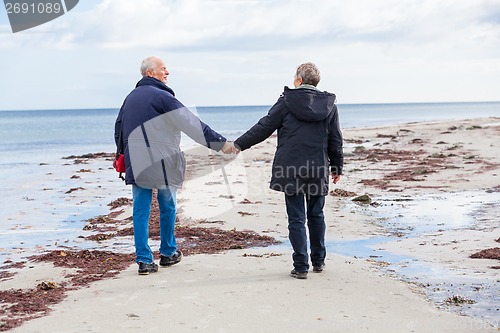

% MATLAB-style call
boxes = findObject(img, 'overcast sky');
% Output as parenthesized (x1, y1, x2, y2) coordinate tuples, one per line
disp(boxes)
(1, 0, 499, 110)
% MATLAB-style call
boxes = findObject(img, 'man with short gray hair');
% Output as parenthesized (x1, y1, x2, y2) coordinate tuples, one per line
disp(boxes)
(115, 56, 237, 275)
(235, 62, 343, 279)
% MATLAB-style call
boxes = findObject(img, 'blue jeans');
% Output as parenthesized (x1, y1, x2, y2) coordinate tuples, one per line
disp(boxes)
(132, 184, 177, 264)
(285, 194, 326, 272)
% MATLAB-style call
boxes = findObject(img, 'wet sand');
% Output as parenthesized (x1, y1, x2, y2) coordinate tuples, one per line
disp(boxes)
(1, 117, 499, 332)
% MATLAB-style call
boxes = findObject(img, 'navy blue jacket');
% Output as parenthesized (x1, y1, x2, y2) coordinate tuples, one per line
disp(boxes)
(234, 86, 343, 196)
(114, 77, 226, 188)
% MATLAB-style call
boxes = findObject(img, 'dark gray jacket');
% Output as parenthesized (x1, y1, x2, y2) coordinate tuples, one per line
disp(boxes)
(234, 86, 343, 196)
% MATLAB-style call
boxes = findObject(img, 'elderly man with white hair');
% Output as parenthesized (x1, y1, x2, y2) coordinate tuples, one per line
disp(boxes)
(115, 56, 237, 275)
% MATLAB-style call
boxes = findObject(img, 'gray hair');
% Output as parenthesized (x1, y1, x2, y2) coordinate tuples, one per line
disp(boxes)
(140, 57, 158, 77)
(295, 62, 320, 86)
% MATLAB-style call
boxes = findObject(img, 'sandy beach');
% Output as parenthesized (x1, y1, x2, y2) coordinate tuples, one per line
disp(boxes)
(1, 117, 499, 332)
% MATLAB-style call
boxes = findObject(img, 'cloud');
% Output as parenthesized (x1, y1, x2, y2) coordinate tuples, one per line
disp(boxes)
(0, 0, 499, 109)
(2, 0, 498, 51)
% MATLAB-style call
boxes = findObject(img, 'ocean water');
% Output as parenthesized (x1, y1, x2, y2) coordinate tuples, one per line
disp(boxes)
(0, 101, 499, 262)
(1, 101, 499, 164)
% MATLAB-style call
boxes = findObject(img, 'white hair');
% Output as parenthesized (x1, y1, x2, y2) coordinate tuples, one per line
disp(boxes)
(140, 57, 158, 77)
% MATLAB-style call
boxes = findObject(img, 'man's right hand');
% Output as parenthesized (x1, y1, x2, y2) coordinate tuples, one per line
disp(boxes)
(332, 174, 341, 184)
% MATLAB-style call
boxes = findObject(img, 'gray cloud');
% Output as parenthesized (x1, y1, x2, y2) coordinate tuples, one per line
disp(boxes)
(1, 0, 499, 110)
(2, 0, 499, 52)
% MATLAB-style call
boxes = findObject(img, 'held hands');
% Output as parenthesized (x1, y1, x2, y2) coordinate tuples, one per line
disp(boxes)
(221, 141, 240, 154)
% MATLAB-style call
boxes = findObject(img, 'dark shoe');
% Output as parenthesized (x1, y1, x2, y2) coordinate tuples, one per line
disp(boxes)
(313, 264, 325, 273)
(160, 250, 183, 267)
(138, 262, 158, 275)
(290, 269, 308, 279)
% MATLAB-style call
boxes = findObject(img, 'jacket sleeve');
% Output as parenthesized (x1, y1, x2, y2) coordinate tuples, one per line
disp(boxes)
(199, 119, 227, 151)
(234, 96, 285, 151)
(163, 97, 227, 151)
(114, 104, 124, 148)
(328, 105, 343, 175)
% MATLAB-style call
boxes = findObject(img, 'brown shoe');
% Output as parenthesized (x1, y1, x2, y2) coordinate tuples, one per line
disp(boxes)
(313, 264, 325, 273)
(290, 269, 308, 279)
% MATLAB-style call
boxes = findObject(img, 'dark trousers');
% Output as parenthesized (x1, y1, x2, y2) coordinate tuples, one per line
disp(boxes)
(285, 193, 326, 272)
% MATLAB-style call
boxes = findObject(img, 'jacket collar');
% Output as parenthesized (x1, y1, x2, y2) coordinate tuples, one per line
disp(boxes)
(296, 84, 320, 91)
(136, 76, 175, 96)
